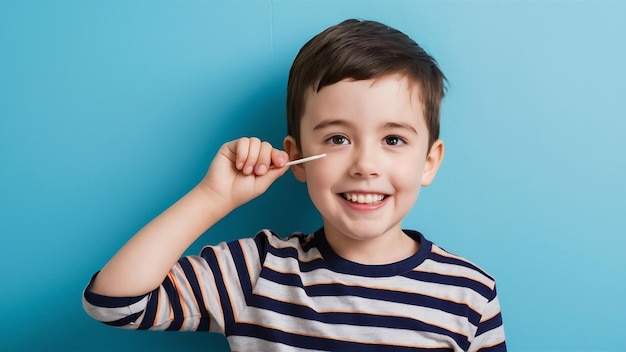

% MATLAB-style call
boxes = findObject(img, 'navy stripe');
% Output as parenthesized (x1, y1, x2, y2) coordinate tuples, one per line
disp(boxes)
(198, 317, 211, 331)
(430, 252, 493, 280)
(260, 268, 480, 324)
(84, 274, 147, 308)
(201, 246, 235, 330)
(265, 240, 301, 260)
(249, 296, 469, 349)
(298, 257, 331, 272)
(227, 240, 253, 301)
(262, 234, 329, 275)
(179, 257, 211, 331)
(311, 228, 433, 277)
(286, 232, 319, 253)
(477, 341, 507, 352)
(264, 232, 321, 258)
(476, 312, 503, 336)
(231, 323, 456, 352)
(162, 275, 184, 331)
(264, 240, 329, 273)
(261, 267, 305, 288)
(253, 232, 268, 263)
(83, 289, 146, 308)
(138, 288, 159, 330)
(105, 312, 143, 327)
(402, 270, 493, 299)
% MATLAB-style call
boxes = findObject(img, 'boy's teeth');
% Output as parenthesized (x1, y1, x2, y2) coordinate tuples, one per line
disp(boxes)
(343, 193, 385, 204)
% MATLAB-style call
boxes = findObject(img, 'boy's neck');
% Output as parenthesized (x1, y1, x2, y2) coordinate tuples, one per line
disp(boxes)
(322, 226, 419, 265)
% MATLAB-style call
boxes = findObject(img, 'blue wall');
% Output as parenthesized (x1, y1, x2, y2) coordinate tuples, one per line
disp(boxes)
(1, 1, 625, 351)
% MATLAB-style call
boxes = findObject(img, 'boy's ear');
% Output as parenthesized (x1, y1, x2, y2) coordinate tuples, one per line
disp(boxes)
(283, 136, 307, 182)
(421, 139, 444, 186)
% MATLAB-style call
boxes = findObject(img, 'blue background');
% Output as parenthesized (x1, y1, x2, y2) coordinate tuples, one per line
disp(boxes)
(1, 1, 625, 351)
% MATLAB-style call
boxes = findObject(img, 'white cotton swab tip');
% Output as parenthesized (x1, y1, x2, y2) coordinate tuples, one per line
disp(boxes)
(284, 153, 327, 166)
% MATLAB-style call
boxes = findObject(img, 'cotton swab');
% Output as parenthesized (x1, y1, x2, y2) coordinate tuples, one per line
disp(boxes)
(284, 153, 327, 166)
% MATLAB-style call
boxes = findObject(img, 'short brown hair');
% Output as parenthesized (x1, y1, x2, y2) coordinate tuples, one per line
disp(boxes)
(287, 19, 446, 149)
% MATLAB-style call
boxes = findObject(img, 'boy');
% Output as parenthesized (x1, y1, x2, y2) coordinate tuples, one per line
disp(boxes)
(83, 19, 506, 351)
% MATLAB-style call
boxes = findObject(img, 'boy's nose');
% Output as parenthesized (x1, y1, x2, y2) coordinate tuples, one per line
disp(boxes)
(348, 145, 381, 178)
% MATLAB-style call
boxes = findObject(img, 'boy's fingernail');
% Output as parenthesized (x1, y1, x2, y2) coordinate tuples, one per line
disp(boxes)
(257, 165, 267, 174)
(276, 157, 285, 166)
(244, 165, 253, 174)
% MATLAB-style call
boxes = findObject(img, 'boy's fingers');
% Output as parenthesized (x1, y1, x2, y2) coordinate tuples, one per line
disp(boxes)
(271, 148, 288, 168)
(257, 158, 290, 186)
(255, 142, 273, 175)
(242, 138, 261, 175)
(234, 138, 250, 170)
(227, 138, 285, 176)
(265, 161, 290, 182)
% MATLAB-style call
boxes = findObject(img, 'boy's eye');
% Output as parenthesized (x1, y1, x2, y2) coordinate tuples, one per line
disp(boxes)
(384, 135, 405, 146)
(328, 135, 349, 145)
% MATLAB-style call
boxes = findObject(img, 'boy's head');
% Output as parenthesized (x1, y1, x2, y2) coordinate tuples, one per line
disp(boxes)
(286, 19, 446, 150)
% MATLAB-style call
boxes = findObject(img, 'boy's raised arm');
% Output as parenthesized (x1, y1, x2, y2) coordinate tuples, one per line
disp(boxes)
(89, 138, 290, 297)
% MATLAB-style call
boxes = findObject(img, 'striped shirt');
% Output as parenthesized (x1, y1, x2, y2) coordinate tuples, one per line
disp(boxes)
(83, 229, 506, 351)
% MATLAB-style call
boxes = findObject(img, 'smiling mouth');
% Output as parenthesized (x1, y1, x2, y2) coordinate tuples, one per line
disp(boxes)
(342, 193, 386, 204)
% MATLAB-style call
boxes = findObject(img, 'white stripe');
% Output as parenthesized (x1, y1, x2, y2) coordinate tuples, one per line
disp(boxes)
(228, 336, 329, 352)
(251, 277, 474, 340)
(234, 306, 460, 349)
(187, 255, 225, 332)
(153, 285, 173, 330)
(263, 252, 489, 314)
(239, 237, 263, 287)
(265, 232, 324, 262)
(170, 262, 199, 330)
(420, 256, 495, 290)
(469, 325, 506, 352)
(81, 291, 149, 325)
(209, 241, 250, 318)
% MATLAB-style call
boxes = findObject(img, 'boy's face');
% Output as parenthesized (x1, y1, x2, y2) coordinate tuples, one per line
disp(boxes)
(284, 74, 443, 259)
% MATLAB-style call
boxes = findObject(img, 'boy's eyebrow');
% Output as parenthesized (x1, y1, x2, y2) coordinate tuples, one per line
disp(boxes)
(313, 119, 418, 135)
(312, 119, 353, 130)
(383, 122, 418, 135)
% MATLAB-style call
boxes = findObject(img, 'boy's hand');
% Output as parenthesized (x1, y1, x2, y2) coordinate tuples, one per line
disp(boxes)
(199, 138, 290, 209)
